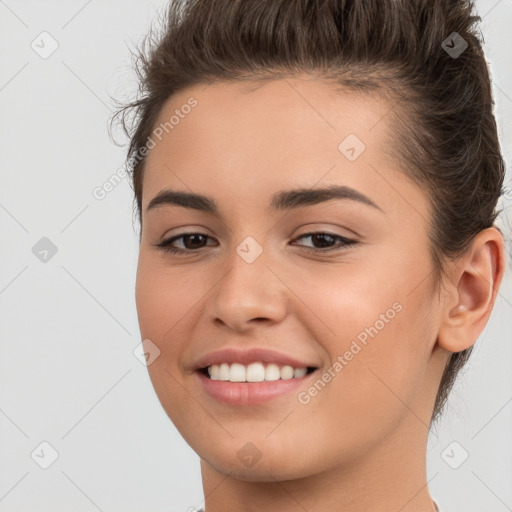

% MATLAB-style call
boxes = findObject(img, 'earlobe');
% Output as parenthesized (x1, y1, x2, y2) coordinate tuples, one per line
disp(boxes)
(437, 227, 505, 353)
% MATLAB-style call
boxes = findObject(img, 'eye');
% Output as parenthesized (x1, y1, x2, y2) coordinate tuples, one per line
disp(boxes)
(154, 231, 357, 255)
(154, 233, 216, 254)
(290, 232, 358, 252)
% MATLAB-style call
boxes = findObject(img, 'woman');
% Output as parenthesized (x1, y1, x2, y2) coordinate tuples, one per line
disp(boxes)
(113, 0, 507, 510)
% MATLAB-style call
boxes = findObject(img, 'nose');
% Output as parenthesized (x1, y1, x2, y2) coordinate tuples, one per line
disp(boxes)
(208, 242, 288, 332)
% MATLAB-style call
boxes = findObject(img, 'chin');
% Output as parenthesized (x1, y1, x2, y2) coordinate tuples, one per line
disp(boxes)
(194, 431, 333, 482)
(200, 449, 313, 482)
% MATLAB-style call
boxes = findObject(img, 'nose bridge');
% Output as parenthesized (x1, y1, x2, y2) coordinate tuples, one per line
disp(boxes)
(209, 234, 287, 329)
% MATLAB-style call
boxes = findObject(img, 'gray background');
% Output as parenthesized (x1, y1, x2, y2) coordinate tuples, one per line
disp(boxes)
(0, 1, 511, 511)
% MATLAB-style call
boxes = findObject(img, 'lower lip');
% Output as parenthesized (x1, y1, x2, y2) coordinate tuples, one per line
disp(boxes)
(196, 370, 316, 406)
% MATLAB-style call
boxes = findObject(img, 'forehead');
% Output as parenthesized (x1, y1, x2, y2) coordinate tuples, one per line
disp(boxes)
(141, 76, 425, 220)
(145, 76, 392, 164)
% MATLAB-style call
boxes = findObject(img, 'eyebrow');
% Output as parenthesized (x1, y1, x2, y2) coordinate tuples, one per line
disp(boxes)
(146, 184, 383, 215)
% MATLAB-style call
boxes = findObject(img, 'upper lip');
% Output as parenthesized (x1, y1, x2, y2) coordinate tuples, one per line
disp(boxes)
(194, 347, 319, 370)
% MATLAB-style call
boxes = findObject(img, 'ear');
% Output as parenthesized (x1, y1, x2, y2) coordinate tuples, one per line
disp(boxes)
(437, 227, 506, 353)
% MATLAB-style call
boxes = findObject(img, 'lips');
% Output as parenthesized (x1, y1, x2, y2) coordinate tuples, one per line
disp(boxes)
(192, 347, 321, 406)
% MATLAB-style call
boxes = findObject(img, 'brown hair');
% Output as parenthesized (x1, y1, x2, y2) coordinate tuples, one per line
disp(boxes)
(111, 0, 506, 425)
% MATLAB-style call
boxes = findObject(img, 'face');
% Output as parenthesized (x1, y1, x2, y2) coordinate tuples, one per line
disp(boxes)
(135, 76, 447, 481)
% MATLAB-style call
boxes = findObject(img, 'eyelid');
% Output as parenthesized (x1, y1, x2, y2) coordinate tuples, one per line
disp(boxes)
(291, 232, 358, 251)
(159, 225, 214, 240)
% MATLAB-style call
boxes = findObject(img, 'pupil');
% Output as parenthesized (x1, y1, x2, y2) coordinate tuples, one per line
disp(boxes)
(185, 234, 205, 249)
(313, 234, 333, 247)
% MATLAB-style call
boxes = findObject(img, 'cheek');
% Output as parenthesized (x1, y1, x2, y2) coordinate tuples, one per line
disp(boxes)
(134, 255, 193, 386)
(135, 258, 202, 432)
(135, 253, 198, 341)
(289, 255, 434, 405)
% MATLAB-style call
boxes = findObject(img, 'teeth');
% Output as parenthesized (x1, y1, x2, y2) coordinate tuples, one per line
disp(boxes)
(207, 362, 311, 382)
(247, 362, 266, 382)
(293, 367, 307, 378)
(218, 363, 230, 381)
(265, 363, 281, 381)
(280, 365, 294, 380)
(230, 363, 246, 382)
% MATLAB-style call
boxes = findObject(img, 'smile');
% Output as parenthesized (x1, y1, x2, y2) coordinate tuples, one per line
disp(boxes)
(196, 364, 319, 406)
(203, 361, 317, 382)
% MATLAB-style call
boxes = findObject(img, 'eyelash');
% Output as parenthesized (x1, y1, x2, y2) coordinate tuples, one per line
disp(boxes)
(154, 232, 358, 255)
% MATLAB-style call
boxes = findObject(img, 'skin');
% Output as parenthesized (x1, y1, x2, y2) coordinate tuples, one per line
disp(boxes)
(135, 75, 505, 512)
